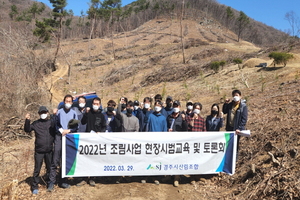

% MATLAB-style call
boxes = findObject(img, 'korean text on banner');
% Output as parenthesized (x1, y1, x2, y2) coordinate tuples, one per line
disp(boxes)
(62, 132, 237, 178)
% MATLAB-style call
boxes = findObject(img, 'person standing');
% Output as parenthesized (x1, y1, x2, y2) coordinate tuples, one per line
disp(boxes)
(48, 94, 78, 191)
(73, 96, 87, 132)
(136, 97, 153, 132)
(183, 101, 193, 117)
(148, 100, 168, 132)
(81, 97, 106, 133)
(24, 106, 56, 194)
(117, 100, 139, 132)
(222, 90, 248, 155)
(103, 100, 121, 132)
(78, 97, 106, 186)
(167, 100, 188, 132)
(186, 102, 206, 132)
(161, 96, 174, 118)
(166, 100, 188, 187)
(206, 104, 224, 131)
(222, 90, 248, 134)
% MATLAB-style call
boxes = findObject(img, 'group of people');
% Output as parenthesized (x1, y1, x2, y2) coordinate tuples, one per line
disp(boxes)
(24, 89, 248, 194)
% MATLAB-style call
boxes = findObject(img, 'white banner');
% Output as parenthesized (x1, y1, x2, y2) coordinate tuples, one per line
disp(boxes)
(62, 132, 237, 177)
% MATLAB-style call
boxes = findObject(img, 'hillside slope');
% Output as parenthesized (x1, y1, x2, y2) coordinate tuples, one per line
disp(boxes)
(1, 15, 300, 199)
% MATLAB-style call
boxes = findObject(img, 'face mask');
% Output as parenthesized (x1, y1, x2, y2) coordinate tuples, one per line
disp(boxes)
(126, 108, 133, 114)
(173, 108, 180, 113)
(187, 105, 193, 110)
(40, 114, 48, 119)
(121, 104, 126, 109)
(193, 109, 200, 115)
(79, 103, 86, 108)
(233, 96, 240, 102)
(134, 106, 139, 110)
(65, 103, 72, 109)
(155, 106, 162, 112)
(93, 105, 100, 111)
(211, 110, 218, 115)
(144, 103, 150, 109)
(107, 107, 114, 112)
(166, 103, 172, 108)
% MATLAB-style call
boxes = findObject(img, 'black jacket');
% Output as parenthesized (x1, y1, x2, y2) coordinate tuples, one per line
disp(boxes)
(24, 115, 56, 153)
(167, 113, 188, 132)
(81, 109, 106, 132)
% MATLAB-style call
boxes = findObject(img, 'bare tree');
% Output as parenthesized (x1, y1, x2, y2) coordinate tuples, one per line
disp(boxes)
(180, 0, 186, 64)
(284, 10, 300, 37)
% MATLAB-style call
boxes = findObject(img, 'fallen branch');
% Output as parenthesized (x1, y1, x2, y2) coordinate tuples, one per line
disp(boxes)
(268, 152, 280, 166)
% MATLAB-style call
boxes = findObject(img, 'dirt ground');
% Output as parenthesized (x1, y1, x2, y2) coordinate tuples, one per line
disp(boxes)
(1, 18, 300, 199)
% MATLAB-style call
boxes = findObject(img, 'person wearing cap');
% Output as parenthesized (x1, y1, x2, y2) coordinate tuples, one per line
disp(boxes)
(161, 96, 173, 118)
(186, 102, 206, 132)
(116, 100, 139, 132)
(48, 94, 78, 191)
(133, 100, 141, 117)
(167, 100, 188, 132)
(81, 97, 106, 133)
(136, 97, 153, 132)
(166, 100, 188, 187)
(24, 106, 56, 195)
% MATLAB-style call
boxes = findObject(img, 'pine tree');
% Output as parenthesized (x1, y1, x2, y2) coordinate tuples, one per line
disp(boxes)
(236, 11, 250, 42)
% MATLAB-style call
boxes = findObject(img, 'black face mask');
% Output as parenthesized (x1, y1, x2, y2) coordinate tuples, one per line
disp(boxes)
(166, 103, 172, 108)
(126, 108, 133, 114)
(107, 107, 114, 112)
(121, 104, 126, 109)
(211, 110, 218, 115)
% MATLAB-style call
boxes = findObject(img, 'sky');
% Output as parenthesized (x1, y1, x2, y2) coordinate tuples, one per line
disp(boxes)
(37, 0, 299, 33)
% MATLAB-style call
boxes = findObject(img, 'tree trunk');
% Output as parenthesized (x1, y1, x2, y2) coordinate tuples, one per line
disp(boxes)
(180, 0, 186, 64)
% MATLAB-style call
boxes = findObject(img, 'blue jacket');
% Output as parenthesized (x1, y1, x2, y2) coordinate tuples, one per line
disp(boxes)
(148, 112, 167, 132)
(136, 108, 153, 132)
(205, 115, 223, 131)
(161, 107, 173, 118)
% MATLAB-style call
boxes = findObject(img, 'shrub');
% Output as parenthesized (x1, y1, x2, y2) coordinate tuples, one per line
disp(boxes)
(233, 58, 243, 64)
(210, 61, 220, 73)
(268, 52, 294, 67)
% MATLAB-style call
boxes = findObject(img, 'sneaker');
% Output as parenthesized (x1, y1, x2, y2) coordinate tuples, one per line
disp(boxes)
(88, 180, 96, 187)
(154, 180, 160, 185)
(32, 189, 38, 194)
(47, 183, 54, 192)
(141, 180, 146, 184)
(76, 180, 86, 187)
(61, 183, 70, 189)
(174, 181, 179, 187)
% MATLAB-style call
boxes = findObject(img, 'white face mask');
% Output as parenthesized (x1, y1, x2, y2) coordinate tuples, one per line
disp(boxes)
(79, 103, 86, 108)
(40, 114, 48, 120)
(155, 106, 162, 112)
(144, 103, 150, 109)
(233, 96, 241, 102)
(93, 105, 100, 111)
(65, 103, 72, 109)
(193, 109, 200, 115)
(134, 106, 139, 110)
(173, 107, 180, 113)
(187, 105, 193, 110)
